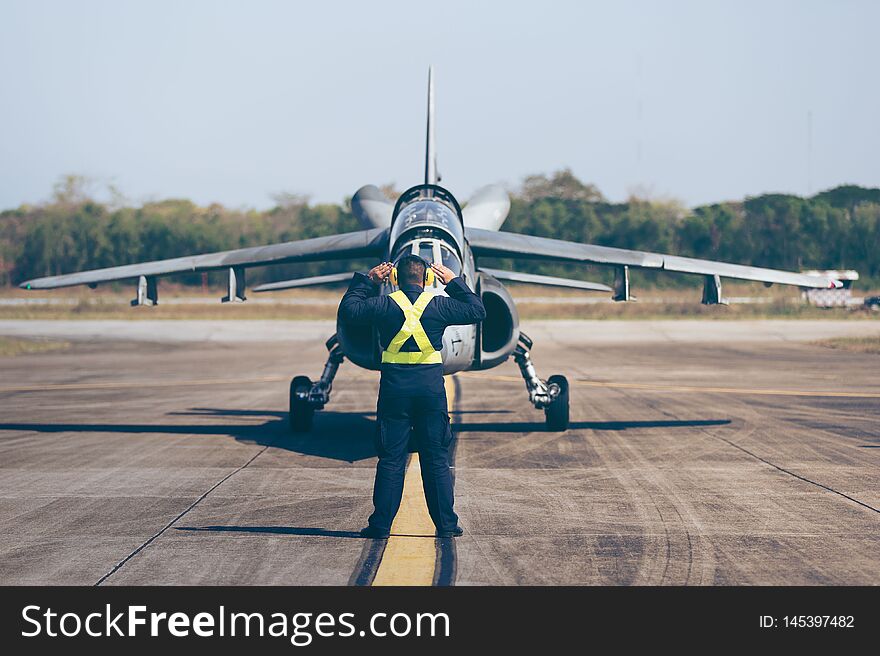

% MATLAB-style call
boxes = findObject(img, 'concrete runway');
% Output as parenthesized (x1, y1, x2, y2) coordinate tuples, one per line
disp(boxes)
(0, 320, 878, 585)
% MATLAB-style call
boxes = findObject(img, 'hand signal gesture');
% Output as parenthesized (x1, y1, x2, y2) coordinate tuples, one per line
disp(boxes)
(430, 263, 456, 285)
(367, 262, 393, 285)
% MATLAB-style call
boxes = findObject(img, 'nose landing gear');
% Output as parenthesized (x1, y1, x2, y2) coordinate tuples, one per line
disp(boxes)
(289, 334, 345, 433)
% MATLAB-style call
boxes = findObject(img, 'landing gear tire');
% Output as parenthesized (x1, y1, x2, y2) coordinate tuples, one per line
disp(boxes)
(544, 374, 569, 431)
(289, 375, 314, 433)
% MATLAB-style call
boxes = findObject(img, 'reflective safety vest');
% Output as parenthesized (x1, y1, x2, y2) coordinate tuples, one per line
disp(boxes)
(381, 290, 443, 365)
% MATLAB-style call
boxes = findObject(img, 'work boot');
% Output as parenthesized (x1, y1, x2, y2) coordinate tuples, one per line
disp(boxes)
(436, 526, 464, 538)
(360, 525, 390, 539)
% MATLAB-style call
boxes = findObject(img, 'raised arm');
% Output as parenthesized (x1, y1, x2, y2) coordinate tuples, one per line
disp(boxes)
(430, 263, 486, 325)
(337, 262, 392, 325)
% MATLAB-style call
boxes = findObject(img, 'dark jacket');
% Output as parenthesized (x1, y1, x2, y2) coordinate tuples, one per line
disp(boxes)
(338, 273, 486, 397)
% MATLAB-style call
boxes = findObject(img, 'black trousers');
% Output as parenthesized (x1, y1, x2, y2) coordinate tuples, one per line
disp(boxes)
(367, 393, 458, 533)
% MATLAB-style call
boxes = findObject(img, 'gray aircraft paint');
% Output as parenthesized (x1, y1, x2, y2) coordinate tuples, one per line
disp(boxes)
(425, 66, 437, 186)
(461, 184, 511, 230)
(350, 185, 394, 229)
(252, 272, 355, 293)
(22, 229, 388, 290)
(477, 268, 611, 293)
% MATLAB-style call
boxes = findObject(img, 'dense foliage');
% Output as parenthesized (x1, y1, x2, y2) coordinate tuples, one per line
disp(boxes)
(1, 172, 878, 288)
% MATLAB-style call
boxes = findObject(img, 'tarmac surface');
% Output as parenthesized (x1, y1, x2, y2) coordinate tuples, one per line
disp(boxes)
(0, 320, 878, 585)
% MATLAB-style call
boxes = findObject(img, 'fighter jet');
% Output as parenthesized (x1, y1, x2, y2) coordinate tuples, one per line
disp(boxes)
(20, 68, 841, 432)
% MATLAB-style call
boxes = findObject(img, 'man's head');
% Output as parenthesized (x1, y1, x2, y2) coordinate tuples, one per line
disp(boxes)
(396, 255, 429, 287)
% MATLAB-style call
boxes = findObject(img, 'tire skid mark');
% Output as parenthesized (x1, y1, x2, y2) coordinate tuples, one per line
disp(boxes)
(649, 393, 880, 516)
(593, 388, 719, 585)
(585, 395, 670, 585)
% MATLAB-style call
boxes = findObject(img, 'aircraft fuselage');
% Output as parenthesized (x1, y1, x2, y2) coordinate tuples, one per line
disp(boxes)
(336, 184, 511, 375)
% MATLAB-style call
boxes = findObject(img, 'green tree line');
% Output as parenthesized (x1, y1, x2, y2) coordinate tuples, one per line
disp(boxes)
(1, 172, 878, 289)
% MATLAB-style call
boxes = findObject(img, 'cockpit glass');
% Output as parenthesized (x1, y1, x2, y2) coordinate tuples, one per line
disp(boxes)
(440, 246, 461, 275)
(391, 199, 464, 247)
(418, 242, 434, 263)
(392, 240, 463, 282)
(398, 201, 456, 230)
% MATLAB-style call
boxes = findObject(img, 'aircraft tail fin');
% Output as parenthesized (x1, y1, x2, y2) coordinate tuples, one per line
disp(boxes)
(424, 66, 438, 184)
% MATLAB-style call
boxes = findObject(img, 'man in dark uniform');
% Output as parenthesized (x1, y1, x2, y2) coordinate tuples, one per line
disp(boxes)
(338, 255, 486, 539)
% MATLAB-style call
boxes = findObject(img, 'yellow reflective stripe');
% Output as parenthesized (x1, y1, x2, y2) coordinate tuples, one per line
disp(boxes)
(383, 290, 441, 365)
(386, 291, 414, 354)
(408, 292, 435, 353)
(381, 350, 443, 364)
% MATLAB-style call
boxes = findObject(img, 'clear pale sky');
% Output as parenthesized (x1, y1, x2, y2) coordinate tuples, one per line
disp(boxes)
(1, 0, 877, 210)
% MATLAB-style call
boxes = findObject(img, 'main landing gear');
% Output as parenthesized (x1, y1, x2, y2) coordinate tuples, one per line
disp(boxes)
(289, 334, 344, 433)
(513, 332, 570, 431)
(290, 331, 570, 432)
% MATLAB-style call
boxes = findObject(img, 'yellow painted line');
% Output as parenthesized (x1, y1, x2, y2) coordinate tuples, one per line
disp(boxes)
(372, 375, 456, 586)
(461, 372, 880, 399)
(0, 376, 288, 394)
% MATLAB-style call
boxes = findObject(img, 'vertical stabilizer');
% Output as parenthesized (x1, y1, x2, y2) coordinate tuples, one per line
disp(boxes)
(424, 66, 437, 184)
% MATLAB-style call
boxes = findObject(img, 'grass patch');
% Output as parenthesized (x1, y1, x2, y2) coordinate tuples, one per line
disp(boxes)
(814, 335, 880, 354)
(0, 300, 875, 321)
(0, 337, 70, 356)
(0, 303, 338, 321)
(1, 286, 878, 320)
(513, 299, 867, 320)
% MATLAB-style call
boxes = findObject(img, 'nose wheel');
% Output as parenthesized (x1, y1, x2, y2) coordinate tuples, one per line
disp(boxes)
(289, 375, 315, 433)
(543, 374, 569, 431)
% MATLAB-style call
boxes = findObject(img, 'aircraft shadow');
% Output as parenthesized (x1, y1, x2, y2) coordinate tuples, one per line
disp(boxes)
(170, 408, 508, 418)
(452, 419, 732, 433)
(174, 526, 361, 539)
(0, 409, 379, 462)
(0, 413, 730, 461)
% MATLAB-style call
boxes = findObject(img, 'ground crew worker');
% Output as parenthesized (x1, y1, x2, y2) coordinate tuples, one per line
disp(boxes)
(338, 254, 486, 538)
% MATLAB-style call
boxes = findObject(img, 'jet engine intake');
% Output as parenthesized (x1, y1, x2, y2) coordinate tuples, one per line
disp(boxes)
(475, 270, 519, 369)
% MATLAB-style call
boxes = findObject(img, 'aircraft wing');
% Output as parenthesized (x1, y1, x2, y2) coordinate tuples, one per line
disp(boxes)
(252, 272, 354, 293)
(466, 228, 840, 289)
(20, 228, 388, 290)
(478, 268, 611, 292)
